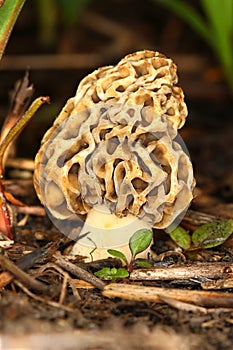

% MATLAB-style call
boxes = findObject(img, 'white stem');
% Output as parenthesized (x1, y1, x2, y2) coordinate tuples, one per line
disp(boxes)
(71, 205, 152, 262)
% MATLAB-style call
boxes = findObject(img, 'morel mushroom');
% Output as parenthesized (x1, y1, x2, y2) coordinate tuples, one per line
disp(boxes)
(34, 50, 195, 261)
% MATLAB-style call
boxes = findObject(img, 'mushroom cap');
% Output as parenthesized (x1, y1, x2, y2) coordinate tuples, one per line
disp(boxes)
(34, 50, 195, 232)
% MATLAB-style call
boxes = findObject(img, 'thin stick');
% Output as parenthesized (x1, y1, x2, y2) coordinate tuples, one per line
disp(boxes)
(59, 273, 69, 304)
(54, 253, 105, 290)
(31, 262, 75, 304)
(68, 278, 82, 300)
(31, 262, 82, 301)
(158, 295, 208, 313)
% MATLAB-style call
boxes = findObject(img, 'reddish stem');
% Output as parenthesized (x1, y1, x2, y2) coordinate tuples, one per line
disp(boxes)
(127, 259, 134, 273)
(0, 181, 13, 239)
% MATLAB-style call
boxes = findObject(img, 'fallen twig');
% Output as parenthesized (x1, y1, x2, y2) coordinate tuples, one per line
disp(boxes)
(14, 280, 76, 313)
(158, 295, 208, 313)
(54, 253, 105, 290)
(0, 242, 56, 289)
(0, 252, 49, 293)
(103, 283, 233, 308)
(130, 262, 233, 281)
(31, 262, 81, 302)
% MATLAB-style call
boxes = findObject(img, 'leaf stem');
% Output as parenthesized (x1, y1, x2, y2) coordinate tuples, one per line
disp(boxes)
(0, 96, 50, 177)
(0, 181, 13, 239)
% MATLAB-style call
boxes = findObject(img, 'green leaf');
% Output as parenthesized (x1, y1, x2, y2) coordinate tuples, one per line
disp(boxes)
(0, 0, 26, 61)
(107, 249, 128, 265)
(129, 229, 153, 259)
(169, 226, 191, 250)
(111, 268, 129, 279)
(192, 219, 233, 249)
(201, 0, 233, 91)
(134, 260, 153, 268)
(94, 267, 129, 280)
(94, 267, 112, 279)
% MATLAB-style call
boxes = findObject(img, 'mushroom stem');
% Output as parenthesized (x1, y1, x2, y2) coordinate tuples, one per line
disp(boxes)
(71, 205, 151, 262)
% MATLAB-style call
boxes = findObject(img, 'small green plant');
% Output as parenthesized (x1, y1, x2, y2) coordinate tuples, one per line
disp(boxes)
(94, 229, 153, 279)
(94, 267, 130, 280)
(169, 219, 233, 250)
(153, 0, 233, 93)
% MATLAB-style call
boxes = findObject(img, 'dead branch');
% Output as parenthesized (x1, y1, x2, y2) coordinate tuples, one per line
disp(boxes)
(103, 283, 233, 308)
(130, 262, 233, 281)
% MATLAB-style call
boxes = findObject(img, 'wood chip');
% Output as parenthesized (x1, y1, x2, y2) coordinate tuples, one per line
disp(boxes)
(72, 279, 95, 289)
